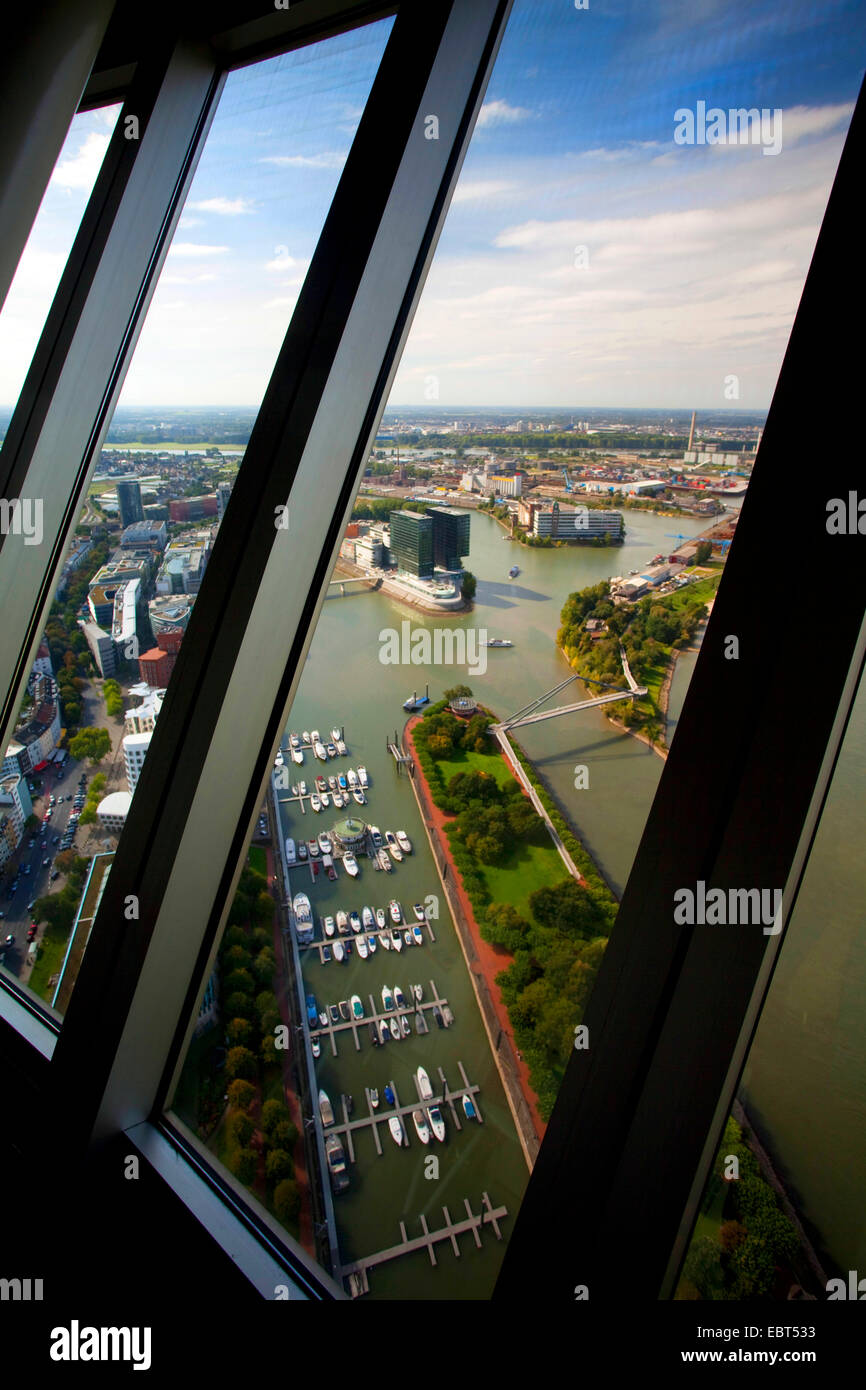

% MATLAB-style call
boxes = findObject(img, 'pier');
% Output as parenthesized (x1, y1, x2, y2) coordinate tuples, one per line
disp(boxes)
(387, 731, 414, 775)
(309, 978, 453, 1058)
(339, 1192, 508, 1296)
(323, 1053, 481, 1154)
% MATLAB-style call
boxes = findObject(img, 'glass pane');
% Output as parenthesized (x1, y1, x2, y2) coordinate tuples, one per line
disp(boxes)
(167, 0, 866, 1299)
(0, 104, 121, 418)
(675, 670, 866, 1302)
(0, 19, 393, 1016)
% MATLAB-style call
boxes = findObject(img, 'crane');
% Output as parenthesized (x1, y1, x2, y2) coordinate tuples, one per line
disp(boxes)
(665, 533, 689, 546)
(561, 469, 574, 493)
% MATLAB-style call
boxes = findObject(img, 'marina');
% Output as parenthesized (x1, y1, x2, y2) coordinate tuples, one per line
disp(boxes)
(301, 977, 454, 1058)
(339, 1192, 507, 1297)
(324, 1060, 482, 1161)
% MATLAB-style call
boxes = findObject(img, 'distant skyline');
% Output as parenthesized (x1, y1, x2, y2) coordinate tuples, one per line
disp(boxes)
(0, 1, 863, 411)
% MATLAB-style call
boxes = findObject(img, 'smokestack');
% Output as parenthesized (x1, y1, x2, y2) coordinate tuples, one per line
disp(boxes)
(687, 411, 696, 452)
(754, 427, 763, 454)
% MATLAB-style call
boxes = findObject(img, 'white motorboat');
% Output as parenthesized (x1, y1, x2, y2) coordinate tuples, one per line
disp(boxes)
(313, 740, 328, 761)
(412, 1109, 431, 1144)
(292, 893, 312, 927)
(389, 899, 402, 924)
(399, 1015, 411, 1038)
(427, 1105, 446, 1142)
(415, 1010, 428, 1035)
(351, 994, 364, 1019)
(403, 930, 413, 947)
(343, 853, 359, 877)
(378, 1020, 390, 1044)
(319, 1090, 335, 1127)
(323, 914, 335, 938)
(361, 906, 374, 929)
(285, 838, 296, 865)
(357, 937, 368, 959)
(336, 738, 347, 756)
(347, 768, 358, 788)
(274, 749, 284, 768)
(369, 826, 383, 849)
(330, 728, 342, 744)
(378, 849, 392, 873)
(416, 1066, 433, 1100)
(318, 832, 332, 854)
(336, 910, 349, 935)
(311, 1038, 321, 1058)
(320, 792, 330, 809)
(389, 1017, 401, 1041)
(318, 1009, 329, 1027)
(291, 746, 304, 764)
(290, 733, 301, 749)
(326, 742, 338, 759)
(307, 838, 319, 857)
(332, 941, 345, 963)
(388, 1116, 405, 1147)
(366, 934, 377, 954)
(311, 729, 321, 742)
(412, 983, 423, 1003)
(367, 1087, 379, 1109)
(298, 780, 308, 795)
(375, 907, 387, 929)
(394, 985, 406, 1009)
(352, 789, 366, 806)
(390, 929, 403, 953)
(357, 766, 369, 788)
(381, 985, 394, 1012)
(328, 775, 338, 791)
(396, 831, 412, 854)
(379, 931, 391, 950)
(310, 793, 322, 813)
(385, 831, 402, 862)
(349, 910, 362, 934)
(302, 731, 311, 745)
(412, 925, 424, 947)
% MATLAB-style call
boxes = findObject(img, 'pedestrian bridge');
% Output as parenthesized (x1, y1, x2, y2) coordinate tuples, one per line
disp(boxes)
(489, 645, 646, 734)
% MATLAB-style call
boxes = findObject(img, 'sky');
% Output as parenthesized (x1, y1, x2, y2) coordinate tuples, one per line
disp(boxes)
(0, 0, 863, 411)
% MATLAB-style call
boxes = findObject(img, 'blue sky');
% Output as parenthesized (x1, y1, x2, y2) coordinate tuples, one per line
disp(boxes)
(0, 0, 863, 410)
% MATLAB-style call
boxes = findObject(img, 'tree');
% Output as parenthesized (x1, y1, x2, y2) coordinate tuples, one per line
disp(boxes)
(226, 1079, 256, 1110)
(265, 1148, 294, 1183)
(224, 992, 253, 1019)
(226, 1017, 252, 1046)
(461, 571, 476, 600)
(224, 967, 254, 996)
(226, 1110, 254, 1147)
(68, 726, 111, 764)
(680, 1234, 725, 1298)
(225, 1046, 257, 1081)
(260, 1099, 285, 1138)
(694, 540, 713, 564)
(273, 1179, 301, 1224)
(271, 1119, 298, 1151)
(228, 1148, 257, 1185)
(443, 684, 473, 701)
(481, 903, 532, 954)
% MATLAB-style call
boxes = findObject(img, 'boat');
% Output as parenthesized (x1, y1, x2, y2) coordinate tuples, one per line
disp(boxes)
(389, 1017, 401, 1041)
(384, 1082, 396, 1105)
(307, 838, 319, 857)
(349, 910, 362, 934)
(290, 733, 301, 749)
(319, 1090, 335, 1126)
(335, 738, 347, 756)
(343, 853, 359, 877)
(399, 1015, 411, 1038)
(338, 773, 348, 791)
(298, 780, 308, 796)
(293, 892, 312, 929)
(508, 564, 520, 578)
(306, 992, 318, 1026)
(315, 775, 327, 793)
(302, 731, 311, 745)
(326, 743, 337, 759)
(351, 994, 364, 1019)
(402, 689, 430, 712)
(357, 766, 369, 788)
(311, 1038, 321, 1058)
(368, 1086, 379, 1109)
(403, 929, 413, 947)
(352, 789, 366, 806)
(389, 899, 402, 924)
(412, 983, 423, 1003)
(346, 768, 358, 788)
(427, 1105, 446, 1142)
(381, 985, 394, 1012)
(330, 728, 342, 744)
(370, 1023, 379, 1046)
(328, 775, 338, 790)
(415, 1010, 428, 1035)
(379, 930, 391, 950)
(285, 838, 296, 865)
(310, 793, 322, 813)
(385, 831, 402, 861)
(314, 739, 327, 761)
(323, 854, 337, 881)
(369, 826, 383, 849)
(338, 1000, 350, 1021)
(462, 1094, 477, 1121)
(416, 1066, 433, 1100)
(311, 729, 321, 743)
(332, 941, 345, 963)
(320, 792, 330, 809)
(291, 746, 304, 764)
(345, 940, 353, 957)
(412, 1109, 431, 1144)
(378, 1020, 390, 1044)
(325, 1134, 349, 1193)
(432, 1005, 444, 1029)
(356, 937, 368, 959)
(396, 831, 412, 854)
(274, 749, 284, 768)
(318, 1009, 329, 1027)
(322, 945, 332, 963)
(393, 985, 405, 1010)
(375, 907, 387, 929)
(361, 906, 374, 929)
(291, 785, 298, 796)
(367, 934, 377, 953)
(481, 637, 513, 648)
(377, 849, 392, 873)
(336, 910, 349, 935)
(312, 860, 321, 879)
(318, 831, 332, 855)
(412, 925, 424, 947)
(390, 929, 403, 953)
(442, 1004, 454, 1026)
(388, 1116, 405, 1147)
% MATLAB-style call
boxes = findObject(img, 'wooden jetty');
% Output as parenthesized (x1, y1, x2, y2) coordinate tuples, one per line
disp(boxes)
(339, 1193, 508, 1296)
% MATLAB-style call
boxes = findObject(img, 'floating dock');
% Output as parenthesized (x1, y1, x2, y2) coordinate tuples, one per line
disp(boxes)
(339, 1192, 507, 1296)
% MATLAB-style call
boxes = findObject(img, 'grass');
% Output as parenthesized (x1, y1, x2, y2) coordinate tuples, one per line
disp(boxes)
(433, 745, 516, 791)
(248, 845, 267, 876)
(27, 930, 70, 1003)
(662, 574, 720, 612)
(481, 834, 570, 918)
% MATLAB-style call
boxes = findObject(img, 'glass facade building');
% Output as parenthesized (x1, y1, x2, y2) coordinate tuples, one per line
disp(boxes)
(427, 506, 470, 571)
(388, 509, 434, 578)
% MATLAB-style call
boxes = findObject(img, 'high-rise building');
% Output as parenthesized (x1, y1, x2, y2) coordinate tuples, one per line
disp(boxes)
(426, 506, 470, 570)
(216, 481, 234, 519)
(116, 480, 144, 529)
(388, 509, 433, 578)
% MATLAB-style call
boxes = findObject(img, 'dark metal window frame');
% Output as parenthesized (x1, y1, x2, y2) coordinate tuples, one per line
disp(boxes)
(0, 0, 862, 1303)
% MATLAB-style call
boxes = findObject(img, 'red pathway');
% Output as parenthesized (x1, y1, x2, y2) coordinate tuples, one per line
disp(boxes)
(404, 717, 548, 1151)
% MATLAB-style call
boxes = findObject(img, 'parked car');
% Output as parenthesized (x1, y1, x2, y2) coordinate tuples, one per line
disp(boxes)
(3, 934, 14, 948)
(42, 858, 50, 867)
(26, 925, 37, 942)
(50, 871, 60, 882)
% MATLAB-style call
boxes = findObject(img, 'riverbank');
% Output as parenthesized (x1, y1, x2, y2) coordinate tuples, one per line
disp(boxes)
(404, 714, 545, 1168)
(333, 557, 468, 614)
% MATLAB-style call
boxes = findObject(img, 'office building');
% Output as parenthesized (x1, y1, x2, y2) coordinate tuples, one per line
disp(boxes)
(388, 509, 434, 578)
(116, 480, 144, 529)
(426, 505, 470, 570)
(123, 731, 152, 793)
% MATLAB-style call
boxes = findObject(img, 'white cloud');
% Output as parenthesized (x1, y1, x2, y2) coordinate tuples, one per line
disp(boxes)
(259, 151, 347, 169)
(187, 197, 255, 215)
(476, 99, 532, 130)
(452, 179, 516, 204)
(51, 132, 110, 190)
(776, 101, 854, 147)
(167, 243, 229, 258)
(178, 216, 203, 230)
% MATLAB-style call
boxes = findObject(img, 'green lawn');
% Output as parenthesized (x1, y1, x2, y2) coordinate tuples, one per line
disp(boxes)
(662, 574, 720, 612)
(433, 745, 516, 790)
(481, 834, 570, 918)
(27, 930, 70, 1003)
(248, 845, 267, 876)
